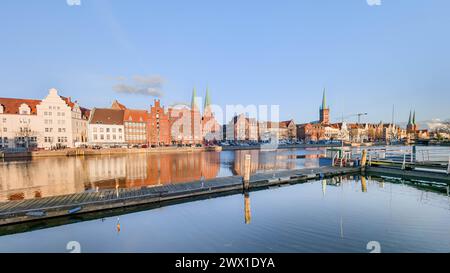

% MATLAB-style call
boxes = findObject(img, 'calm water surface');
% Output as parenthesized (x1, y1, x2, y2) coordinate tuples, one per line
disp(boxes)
(0, 148, 323, 202)
(0, 176, 449, 253)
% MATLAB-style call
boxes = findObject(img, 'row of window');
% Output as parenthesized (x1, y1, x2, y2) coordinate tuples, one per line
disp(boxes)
(44, 137, 68, 143)
(125, 122, 146, 128)
(44, 119, 66, 125)
(44, 111, 66, 116)
(44, 128, 67, 133)
(125, 135, 146, 141)
(15, 137, 37, 142)
(93, 134, 123, 141)
(126, 128, 146, 133)
(93, 127, 123, 133)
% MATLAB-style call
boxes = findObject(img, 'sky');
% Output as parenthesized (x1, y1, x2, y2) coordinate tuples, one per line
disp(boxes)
(0, 0, 449, 125)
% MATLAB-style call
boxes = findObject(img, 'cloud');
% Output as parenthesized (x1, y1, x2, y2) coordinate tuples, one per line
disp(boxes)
(112, 75, 165, 97)
(133, 75, 164, 86)
(367, 0, 381, 6)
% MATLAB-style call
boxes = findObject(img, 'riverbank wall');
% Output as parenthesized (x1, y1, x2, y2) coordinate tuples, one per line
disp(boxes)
(1, 146, 223, 159)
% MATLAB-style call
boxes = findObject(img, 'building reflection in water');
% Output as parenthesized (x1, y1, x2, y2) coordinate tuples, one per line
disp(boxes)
(232, 150, 320, 176)
(322, 180, 327, 196)
(0, 149, 324, 202)
(361, 176, 368, 193)
(0, 152, 221, 202)
(244, 193, 251, 224)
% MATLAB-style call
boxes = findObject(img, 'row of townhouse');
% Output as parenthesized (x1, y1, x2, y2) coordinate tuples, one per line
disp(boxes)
(223, 114, 297, 142)
(0, 88, 90, 150)
(87, 89, 222, 147)
(0, 88, 222, 149)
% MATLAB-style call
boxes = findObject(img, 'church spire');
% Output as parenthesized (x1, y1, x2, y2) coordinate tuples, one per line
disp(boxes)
(408, 110, 412, 125)
(204, 86, 211, 111)
(412, 110, 416, 125)
(321, 88, 327, 110)
(191, 87, 198, 110)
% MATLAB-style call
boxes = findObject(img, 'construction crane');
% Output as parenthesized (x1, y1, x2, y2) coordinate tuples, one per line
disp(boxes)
(334, 113, 368, 124)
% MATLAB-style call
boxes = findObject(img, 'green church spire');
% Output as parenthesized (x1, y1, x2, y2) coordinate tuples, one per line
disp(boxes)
(204, 86, 211, 111)
(321, 88, 327, 110)
(408, 110, 412, 125)
(412, 110, 416, 125)
(191, 87, 198, 110)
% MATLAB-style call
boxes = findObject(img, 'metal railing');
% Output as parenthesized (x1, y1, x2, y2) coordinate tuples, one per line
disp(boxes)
(349, 146, 450, 172)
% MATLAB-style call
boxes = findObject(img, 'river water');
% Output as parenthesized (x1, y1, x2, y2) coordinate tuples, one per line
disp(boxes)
(0, 148, 323, 202)
(0, 147, 450, 253)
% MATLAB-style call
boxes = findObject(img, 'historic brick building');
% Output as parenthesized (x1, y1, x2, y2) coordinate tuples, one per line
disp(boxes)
(226, 114, 258, 141)
(169, 88, 219, 145)
(319, 89, 330, 124)
(296, 90, 329, 142)
(148, 99, 171, 146)
(124, 109, 148, 145)
(201, 88, 221, 143)
(279, 119, 297, 140)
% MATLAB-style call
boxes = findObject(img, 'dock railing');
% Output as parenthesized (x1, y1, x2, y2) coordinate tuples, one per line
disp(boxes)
(345, 146, 450, 172)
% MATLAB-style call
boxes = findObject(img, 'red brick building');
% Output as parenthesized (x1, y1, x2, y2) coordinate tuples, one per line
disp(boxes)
(201, 88, 221, 143)
(297, 90, 329, 142)
(148, 99, 171, 146)
(169, 88, 203, 145)
(123, 109, 148, 145)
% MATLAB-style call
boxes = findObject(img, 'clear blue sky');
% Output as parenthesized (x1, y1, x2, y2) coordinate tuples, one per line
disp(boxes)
(0, 0, 449, 124)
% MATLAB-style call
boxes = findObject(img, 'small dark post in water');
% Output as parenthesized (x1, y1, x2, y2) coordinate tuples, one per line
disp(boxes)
(361, 150, 367, 174)
(361, 176, 368, 193)
(244, 192, 251, 224)
(412, 145, 417, 163)
(243, 154, 251, 190)
(447, 156, 450, 175)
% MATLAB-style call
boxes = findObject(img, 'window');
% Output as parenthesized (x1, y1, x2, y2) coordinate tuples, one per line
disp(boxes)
(94, 134, 98, 140)
(93, 127, 97, 133)
(100, 128, 104, 133)
(3, 128, 6, 132)
(118, 128, 122, 133)
(106, 128, 110, 133)
(100, 135, 104, 140)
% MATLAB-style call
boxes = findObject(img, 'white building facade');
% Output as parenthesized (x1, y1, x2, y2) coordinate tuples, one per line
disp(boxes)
(87, 108, 125, 146)
(0, 88, 89, 150)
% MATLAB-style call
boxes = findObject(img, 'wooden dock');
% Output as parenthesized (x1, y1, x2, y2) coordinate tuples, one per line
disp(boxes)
(0, 166, 358, 226)
(365, 166, 450, 184)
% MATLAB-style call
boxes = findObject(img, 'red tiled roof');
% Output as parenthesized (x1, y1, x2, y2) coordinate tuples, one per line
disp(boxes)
(60, 96, 90, 119)
(0, 97, 41, 115)
(111, 100, 127, 110)
(124, 109, 149, 123)
(89, 108, 124, 125)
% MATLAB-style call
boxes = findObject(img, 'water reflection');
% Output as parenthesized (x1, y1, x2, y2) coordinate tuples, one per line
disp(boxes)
(0, 148, 325, 202)
(244, 193, 251, 225)
(1, 175, 449, 253)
